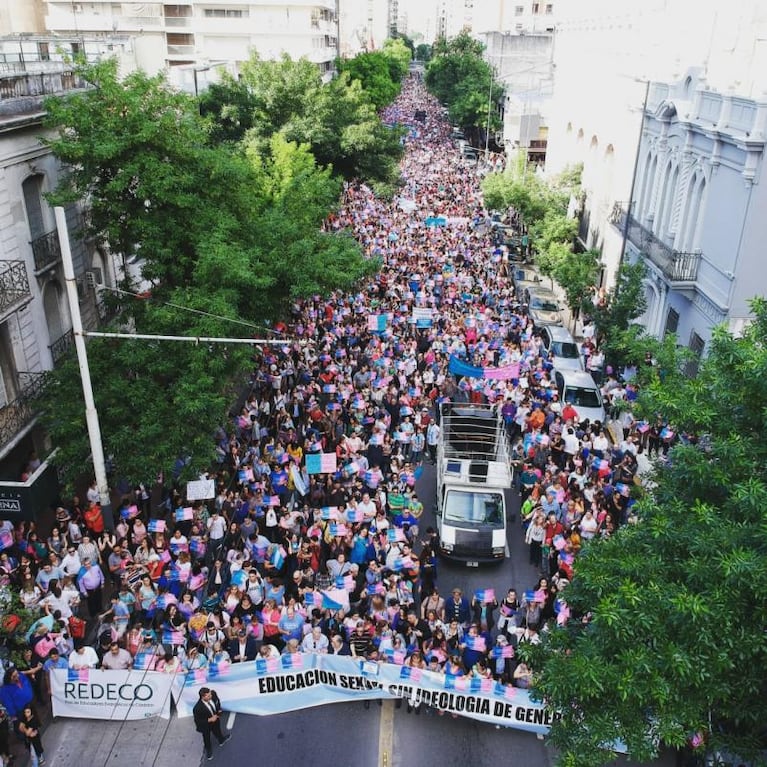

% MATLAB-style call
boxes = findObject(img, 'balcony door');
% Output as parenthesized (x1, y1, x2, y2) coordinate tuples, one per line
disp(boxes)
(0, 322, 17, 407)
(22, 174, 47, 241)
(43, 280, 64, 353)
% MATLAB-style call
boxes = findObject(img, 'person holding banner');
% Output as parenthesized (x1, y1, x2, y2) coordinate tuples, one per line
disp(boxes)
(193, 687, 231, 761)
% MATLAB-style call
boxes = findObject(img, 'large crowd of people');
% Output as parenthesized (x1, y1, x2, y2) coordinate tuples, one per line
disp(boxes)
(0, 76, 648, 763)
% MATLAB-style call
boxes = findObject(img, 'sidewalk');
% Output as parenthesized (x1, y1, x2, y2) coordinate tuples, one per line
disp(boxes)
(20, 712, 201, 767)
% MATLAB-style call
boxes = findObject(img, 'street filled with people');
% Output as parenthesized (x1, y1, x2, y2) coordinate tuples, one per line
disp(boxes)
(0, 76, 647, 763)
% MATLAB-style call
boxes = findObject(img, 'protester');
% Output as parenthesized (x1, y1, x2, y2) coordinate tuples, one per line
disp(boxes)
(0, 75, 648, 733)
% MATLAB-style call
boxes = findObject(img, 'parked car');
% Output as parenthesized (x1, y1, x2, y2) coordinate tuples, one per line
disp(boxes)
(553, 369, 606, 425)
(537, 325, 584, 371)
(461, 146, 478, 161)
(512, 267, 542, 300)
(525, 287, 563, 326)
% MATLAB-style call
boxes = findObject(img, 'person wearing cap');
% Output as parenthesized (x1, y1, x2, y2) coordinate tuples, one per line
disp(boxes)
(193, 687, 231, 761)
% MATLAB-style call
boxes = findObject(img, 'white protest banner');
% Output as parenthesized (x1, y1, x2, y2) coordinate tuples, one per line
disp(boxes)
(410, 307, 434, 327)
(186, 478, 215, 501)
(172, 654, 559, 735)
(51, 669, 173, 720)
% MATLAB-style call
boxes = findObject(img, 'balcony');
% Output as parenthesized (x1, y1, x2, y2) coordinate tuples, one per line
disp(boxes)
(0, 260, 31, 317)
(164, 16, 193, 27)
(49, 329, 74, 365)
(610, 203, 701, 283)
(30, 230, 61, 273)
(0, 371, 48, 450)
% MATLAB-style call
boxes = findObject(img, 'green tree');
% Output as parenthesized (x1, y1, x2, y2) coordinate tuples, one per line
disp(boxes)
(592, 260, 647, 345)
(523, 298, 767, 767)
(415, 43, 432, 62)
(43, 58, 223, 291)
(425, 32, 501, 132)
(338, 50, 401, 110)
(237, 53, 404, 186)
(199, 75, 258, 143)
(551, 248, 600, 317)
(382, 37, 412, 80)
(41, 58, 374, 489)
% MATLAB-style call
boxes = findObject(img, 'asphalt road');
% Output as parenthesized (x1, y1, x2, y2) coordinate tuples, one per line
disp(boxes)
(205, 464, 555, 767)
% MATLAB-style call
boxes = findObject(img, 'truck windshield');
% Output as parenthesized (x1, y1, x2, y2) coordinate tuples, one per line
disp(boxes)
(444, 491, 504, 527)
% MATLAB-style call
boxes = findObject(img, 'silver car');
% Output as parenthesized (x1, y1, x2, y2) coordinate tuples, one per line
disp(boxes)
(526, 287, 563, 326)
(538, 325, 584, 372)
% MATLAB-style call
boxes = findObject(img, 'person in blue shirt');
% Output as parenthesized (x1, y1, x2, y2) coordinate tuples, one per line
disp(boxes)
(0, 667, 34, 720)
(42, 649, 68, 673)
(278, 605, 305, 643)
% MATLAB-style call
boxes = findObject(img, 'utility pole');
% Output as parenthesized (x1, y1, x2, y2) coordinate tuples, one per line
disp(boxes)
(56, 206, 114, 531)
(55, 208, 292, 532)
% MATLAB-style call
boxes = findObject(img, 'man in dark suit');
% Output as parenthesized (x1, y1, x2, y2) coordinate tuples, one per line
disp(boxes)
(193, 687, 231, 761)
(227, 629, 259, 663)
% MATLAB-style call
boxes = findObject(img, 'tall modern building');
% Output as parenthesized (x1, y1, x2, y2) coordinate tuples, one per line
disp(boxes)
(42, 1, 340, 88)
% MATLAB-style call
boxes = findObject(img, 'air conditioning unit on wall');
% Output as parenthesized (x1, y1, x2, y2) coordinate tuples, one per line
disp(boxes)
(85, 268, 103, 288)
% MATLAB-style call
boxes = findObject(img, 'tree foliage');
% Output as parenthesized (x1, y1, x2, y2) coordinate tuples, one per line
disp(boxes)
(524, 299, 767, 767)
(415, 43, 432, 62)
(425, 32, 502, 132)
(382, 37, 412, 80)
(201, 52, 404, 186)
(551, 248, 601, 316)
(338, 51, 401, 109)
(42, 58, 375, 489)
(481, 154, 580, 283)
(591, 260, 647, 345)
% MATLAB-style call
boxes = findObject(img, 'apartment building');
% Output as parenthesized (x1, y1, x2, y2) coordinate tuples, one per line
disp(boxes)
(543, 0, 767, 354)
(43, 1, 340, 88)
(611, 73, 767, 356)
(337, 0, 388, 57)
(0, 39, 121, 518)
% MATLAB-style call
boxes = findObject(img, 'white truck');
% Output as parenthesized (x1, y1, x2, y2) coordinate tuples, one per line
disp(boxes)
(435, 403, 513, 566)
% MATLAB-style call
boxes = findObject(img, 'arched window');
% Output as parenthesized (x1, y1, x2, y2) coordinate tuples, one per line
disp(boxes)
(659, 165, 679, 240)
(683, 176, 707, 251)
(653, 161, 674, 238)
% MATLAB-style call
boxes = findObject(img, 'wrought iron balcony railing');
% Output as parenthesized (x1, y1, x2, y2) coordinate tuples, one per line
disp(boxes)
(30, 230, 62, 272)
(610, 202, 701, 283)
(0, 260, 31, 316)
(0, 371, 49, 449)
(49, 329, 74, 365)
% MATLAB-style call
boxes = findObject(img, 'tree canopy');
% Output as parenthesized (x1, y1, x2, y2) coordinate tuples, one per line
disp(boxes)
(482, 155, 587, 293)
(425, 32, 502, 133)
(200, 52, 404, 188)
(42, 58, 375, 489)
(523, 299, 767, 767)
(337, 50, 401, 110)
